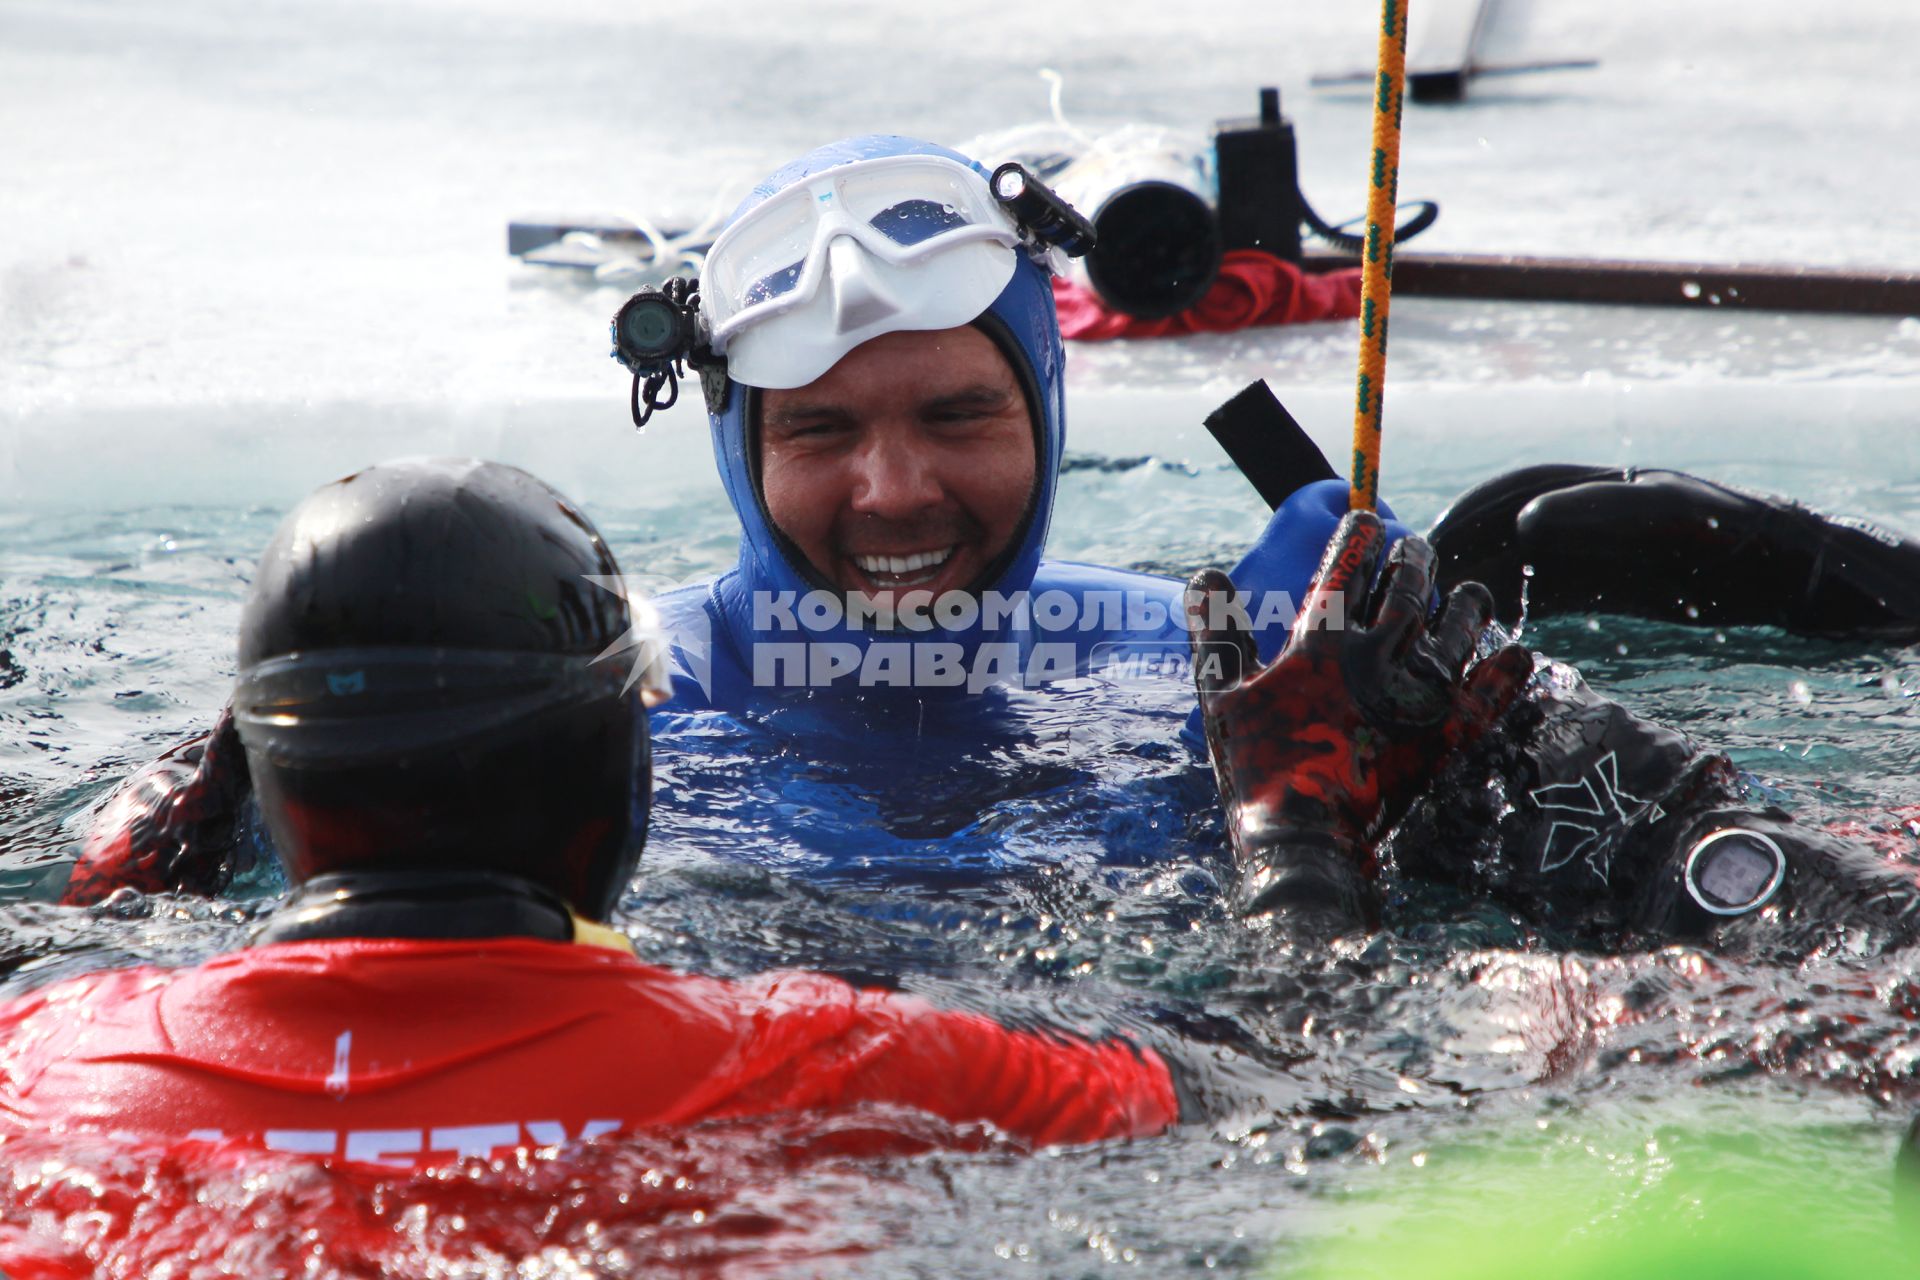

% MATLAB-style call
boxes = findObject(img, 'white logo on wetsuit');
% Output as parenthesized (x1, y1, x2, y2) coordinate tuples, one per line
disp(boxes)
(1529, 750, 1662, 884)
(325, 1029, 351, 1097)
(1830, 515, 1903, 549)
(183, 1118, 624, 1167)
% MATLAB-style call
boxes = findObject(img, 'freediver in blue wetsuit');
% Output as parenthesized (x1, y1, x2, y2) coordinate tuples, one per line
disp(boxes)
(626, 134, 1417, 885)
(632, 131, 1920, 926)
(646, 136, 1395, 717)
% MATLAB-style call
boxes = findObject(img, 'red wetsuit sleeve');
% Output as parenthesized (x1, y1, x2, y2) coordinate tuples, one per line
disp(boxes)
(736, 977, 1180, 1147)
(860, 1002, 1180, 1146)
(62, 709, 252, 906)
(0, 950, 1175, 1159)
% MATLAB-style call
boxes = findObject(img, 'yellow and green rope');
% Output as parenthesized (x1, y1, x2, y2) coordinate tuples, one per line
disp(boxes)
(1350, 0, 1411, 513)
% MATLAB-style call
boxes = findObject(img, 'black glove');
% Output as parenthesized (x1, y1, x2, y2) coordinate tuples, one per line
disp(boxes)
(1188, 511, 1533, 932)
(1428, 465, 1920, 639)
(1394, 670, 1920, 956)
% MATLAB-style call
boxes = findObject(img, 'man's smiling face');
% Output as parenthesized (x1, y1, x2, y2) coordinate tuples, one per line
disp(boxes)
(758, 325, 1037, 614)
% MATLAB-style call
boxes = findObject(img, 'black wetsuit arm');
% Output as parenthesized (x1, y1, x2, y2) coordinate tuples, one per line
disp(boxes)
(1633, 806, 1920, 957)
(1428, 465, 1920, 640)
(1394, 676, 1920, 955)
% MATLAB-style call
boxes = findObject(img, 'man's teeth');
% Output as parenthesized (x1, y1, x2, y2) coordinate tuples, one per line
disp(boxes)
(853, 548, 953, 576)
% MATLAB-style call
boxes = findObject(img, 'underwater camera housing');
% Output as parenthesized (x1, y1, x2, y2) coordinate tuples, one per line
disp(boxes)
(1213, 87, 1305, 263)
(1029, 87, 1297, 319)
(1048, 143, 1222, 319)
(612, 287, 698, 376)
(1042, 87, 1437, 318)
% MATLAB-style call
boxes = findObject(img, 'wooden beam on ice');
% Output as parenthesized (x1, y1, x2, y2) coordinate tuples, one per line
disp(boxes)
(1304, 249, 1920, 316)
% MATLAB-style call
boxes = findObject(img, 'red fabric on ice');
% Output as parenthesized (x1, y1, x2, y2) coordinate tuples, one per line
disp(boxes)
(1053, 250, 1363, 340)
(0, 938, 1176, 1169)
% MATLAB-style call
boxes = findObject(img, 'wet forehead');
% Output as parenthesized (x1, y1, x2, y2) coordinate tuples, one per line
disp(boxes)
(760, 326, 1022, 426)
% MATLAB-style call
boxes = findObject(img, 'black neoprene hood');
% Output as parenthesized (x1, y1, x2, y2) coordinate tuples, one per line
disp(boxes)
(234, 457, 647, 923)
(239, 457, 627, 667)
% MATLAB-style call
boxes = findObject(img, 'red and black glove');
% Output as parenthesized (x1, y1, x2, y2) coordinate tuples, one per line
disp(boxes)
(61, 705, 252, 906)
(1188, 511, 1533, 930)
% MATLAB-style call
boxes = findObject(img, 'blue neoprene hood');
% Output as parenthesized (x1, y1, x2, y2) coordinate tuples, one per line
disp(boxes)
(657, 133, 1409, 715)
(704, 136, 1064, 662)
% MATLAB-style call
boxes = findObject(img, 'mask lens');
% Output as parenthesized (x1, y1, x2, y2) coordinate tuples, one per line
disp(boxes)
(743, 259, 807, 306)
(706, 191, 817, 309)
(838, 161, 982, 237)
(868, 197, 972, 246)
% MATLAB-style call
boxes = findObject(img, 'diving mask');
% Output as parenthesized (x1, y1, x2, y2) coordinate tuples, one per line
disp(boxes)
(701, 154, 1025, 389)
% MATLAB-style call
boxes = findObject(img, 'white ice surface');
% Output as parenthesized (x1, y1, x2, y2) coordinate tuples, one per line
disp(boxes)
(2, 0, 1918, 509)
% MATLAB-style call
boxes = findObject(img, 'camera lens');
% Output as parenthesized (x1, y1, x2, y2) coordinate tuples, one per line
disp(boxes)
(620, 295, 684, 356)
(611, 289, 694, 372)
(1083, 182, 1220, 319)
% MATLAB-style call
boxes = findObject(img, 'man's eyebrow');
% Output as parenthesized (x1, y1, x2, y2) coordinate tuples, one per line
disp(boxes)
(763, 401, 854, 429)
(922, 384, 1015, 413)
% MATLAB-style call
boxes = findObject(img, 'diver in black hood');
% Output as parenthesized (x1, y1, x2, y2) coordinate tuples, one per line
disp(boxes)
(61, 455, 649, 927)
(1189, 507, 1920, 958)
(11, 457, 1180, 1165)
